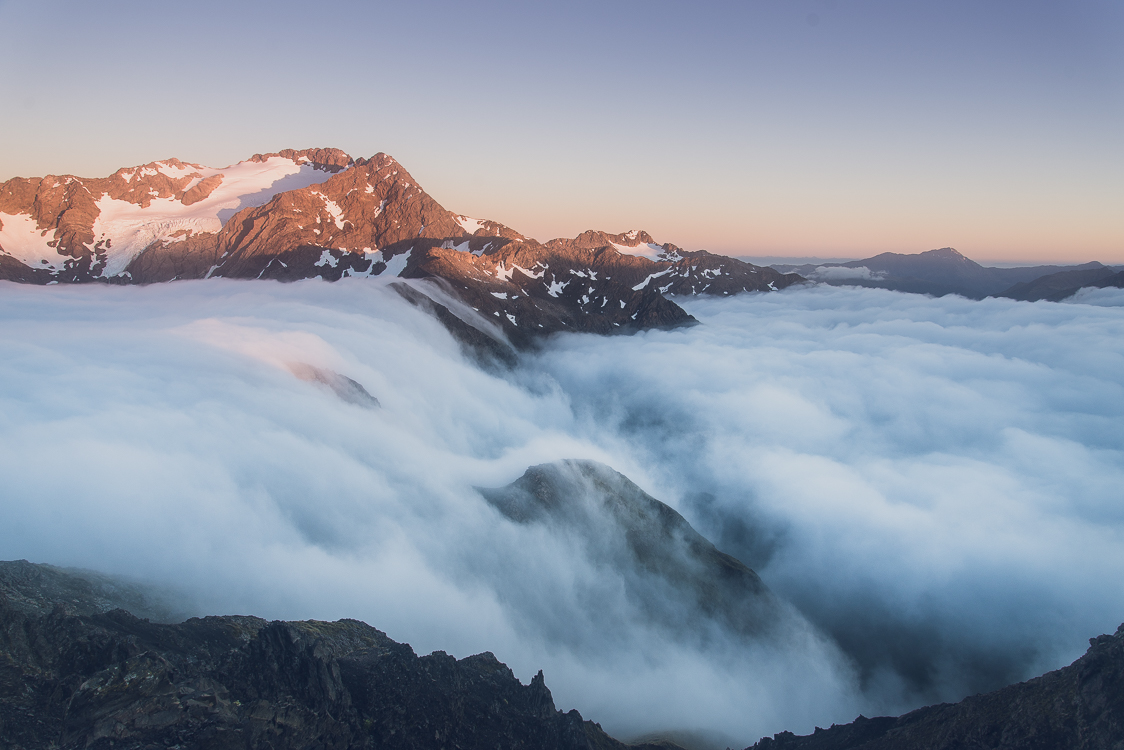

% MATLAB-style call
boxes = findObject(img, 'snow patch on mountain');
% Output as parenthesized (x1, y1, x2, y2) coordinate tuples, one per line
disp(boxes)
(314, 192, 348, 230)
(611, 241, 667, 261)
(494, 262, 543, 282)
(207, 158, 343, 224)
(0, 212, 68, 270)
(455, 215, 485, 235)
(515, 263, 545, 279)
(85, 157, 347, 276)
(0, 156, 350, 279)
(91, 196, 221, 276)
(632, 268, 674, 290)
(441, 239, 476, 255)
(381, 249, 411, 277)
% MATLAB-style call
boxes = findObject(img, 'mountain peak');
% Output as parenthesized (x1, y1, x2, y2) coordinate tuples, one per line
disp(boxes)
(921, 247, 969, 261)
(560, 229, 657, 250)
(479, 459, 780, 637)
(248, 147, 354, 171)
(0, 149, 803, 346)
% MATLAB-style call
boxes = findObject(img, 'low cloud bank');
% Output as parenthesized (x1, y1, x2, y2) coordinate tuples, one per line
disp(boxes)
(536, 284, 1124, 714)
(1, 280, 1122, 745)
(808, 265, 885, 281)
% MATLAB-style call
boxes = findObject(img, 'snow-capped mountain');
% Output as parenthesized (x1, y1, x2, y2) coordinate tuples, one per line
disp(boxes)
(0, 148, 803, 346)
(0, 148, 351, 281)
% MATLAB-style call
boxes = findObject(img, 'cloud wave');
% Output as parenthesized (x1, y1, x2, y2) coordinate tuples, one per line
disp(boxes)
(1, 279, 1123, 746)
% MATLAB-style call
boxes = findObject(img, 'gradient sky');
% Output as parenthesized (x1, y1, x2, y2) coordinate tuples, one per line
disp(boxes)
(1, 0, 1121, 262)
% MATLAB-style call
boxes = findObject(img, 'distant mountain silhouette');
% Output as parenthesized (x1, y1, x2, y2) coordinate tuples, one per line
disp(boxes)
(998, 266, 1124, 302)
(770, 248, 1115, 299)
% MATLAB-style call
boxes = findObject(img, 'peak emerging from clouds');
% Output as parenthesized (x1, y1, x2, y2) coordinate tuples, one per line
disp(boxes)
(0, 147, 803, 349)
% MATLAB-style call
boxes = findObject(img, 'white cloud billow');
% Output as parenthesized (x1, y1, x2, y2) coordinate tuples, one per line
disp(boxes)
(808, 265, 886, 281)
(0, 279, 1122, 747)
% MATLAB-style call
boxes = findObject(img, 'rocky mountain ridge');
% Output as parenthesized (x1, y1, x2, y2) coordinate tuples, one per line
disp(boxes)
(480, 461, 784, 640)
(4, 453, 1124, 750)
(0, 559, 680, 750)
(0, 148, 802, 349)
(747, 622, 1124, 750)
(1, 455, 805, 750)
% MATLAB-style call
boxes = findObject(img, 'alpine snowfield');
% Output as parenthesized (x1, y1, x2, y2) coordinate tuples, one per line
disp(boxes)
(0, 155, 344, 276)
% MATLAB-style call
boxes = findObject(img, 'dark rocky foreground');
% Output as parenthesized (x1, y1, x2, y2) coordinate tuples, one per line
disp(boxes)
(4, 497, 1124, 750)
(0, 560, 679, 750)
(748, 623, 1124, 750)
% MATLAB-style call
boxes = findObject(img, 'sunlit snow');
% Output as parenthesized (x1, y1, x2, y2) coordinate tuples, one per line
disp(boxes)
(0, 212, 69, 270)
(455, 215, 485, 235)
(612, 241, 668, 261)
(1, 157, 346, 278)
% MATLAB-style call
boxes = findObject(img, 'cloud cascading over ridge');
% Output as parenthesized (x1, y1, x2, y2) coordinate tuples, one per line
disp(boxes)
(537, 286, 1124, 710)
(1, 279, 1122, 746)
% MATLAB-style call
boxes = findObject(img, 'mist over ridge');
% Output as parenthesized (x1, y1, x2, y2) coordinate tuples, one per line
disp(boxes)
(538, 285, 1124, 702)
(1, 278, 1122, 746)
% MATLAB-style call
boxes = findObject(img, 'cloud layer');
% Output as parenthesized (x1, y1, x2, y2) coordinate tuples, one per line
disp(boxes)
(537, 285, 1124, 712)
(1, 279, 1122, 746)
(808, 265, 885, 281)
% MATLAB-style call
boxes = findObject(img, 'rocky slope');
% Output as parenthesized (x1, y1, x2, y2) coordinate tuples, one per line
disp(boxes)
(0, 559, 183, 623)
(0, 149, 803, 349)
(480, 460, 784, 640)
(748, 623, 1124, 750)
(771, 248, 1112, 300)
(0, 560, 679, 750)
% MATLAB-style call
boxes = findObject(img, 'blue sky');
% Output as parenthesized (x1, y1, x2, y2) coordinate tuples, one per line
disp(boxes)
(1, 0, 1120, 261)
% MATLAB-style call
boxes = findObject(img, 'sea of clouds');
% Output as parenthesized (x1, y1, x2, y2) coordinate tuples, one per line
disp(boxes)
(1, 278, 1122, 747)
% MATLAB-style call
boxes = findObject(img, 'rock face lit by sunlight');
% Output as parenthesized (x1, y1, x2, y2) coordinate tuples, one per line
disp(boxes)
(1, 279, 1122, 746)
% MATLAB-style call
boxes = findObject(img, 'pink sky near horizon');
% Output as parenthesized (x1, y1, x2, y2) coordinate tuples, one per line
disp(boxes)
(0, 0, 1119, 265)
(2, 144, 1113, 267)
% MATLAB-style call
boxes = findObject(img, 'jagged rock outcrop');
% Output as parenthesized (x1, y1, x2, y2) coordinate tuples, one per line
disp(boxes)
(0, 148, 803, 348)
(479, 460, 784, 639)
(748, 623, 1124, 750)
(287, 363, 381, 408)
(0, 560, 678, 750)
